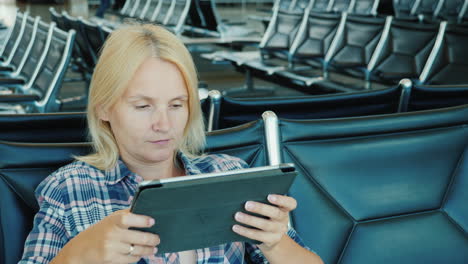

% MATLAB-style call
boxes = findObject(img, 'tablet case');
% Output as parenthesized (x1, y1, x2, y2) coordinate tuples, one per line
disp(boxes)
(130, 163, 297, 254)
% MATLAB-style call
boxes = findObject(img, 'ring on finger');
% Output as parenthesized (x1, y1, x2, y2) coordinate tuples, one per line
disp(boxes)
(127, 244, 135, 256)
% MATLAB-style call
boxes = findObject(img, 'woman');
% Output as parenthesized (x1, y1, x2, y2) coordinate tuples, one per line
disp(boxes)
(19, 24, 323, 264)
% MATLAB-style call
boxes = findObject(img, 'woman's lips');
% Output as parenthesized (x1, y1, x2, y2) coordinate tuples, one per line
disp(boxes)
(149, 139, 171, 145)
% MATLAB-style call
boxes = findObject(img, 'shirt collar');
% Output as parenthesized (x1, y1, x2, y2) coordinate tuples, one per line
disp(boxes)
(104, 152, 201, 184)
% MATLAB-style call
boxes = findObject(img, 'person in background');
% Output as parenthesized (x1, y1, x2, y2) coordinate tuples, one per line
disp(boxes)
(19, 24, 324, 264)
(96, 0, 111, 18)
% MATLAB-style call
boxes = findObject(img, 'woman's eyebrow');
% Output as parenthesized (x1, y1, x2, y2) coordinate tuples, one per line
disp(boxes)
(171, 95, 188, 101)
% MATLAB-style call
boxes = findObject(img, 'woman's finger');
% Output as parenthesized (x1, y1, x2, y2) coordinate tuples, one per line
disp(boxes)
(244, 201, 288, 221)
(117, 211, 155, 229)
(235, 212, 286, 233)
(232, 224, 280, 245)
(121, 229, 161, 247)
(117, 243, 157, 257)
(267, 194, 297, 211)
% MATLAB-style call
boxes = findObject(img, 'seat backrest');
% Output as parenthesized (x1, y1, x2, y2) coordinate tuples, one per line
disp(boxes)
(290, 11, 342, 67)
(62, 12, 96, 69)
(260, 9, 304, 60)
(0, 141, 93, 264)
(424, 24, 468, 85)
(155, 0, 174, 23)
(29, 27, 75, 113)
(142, 0, 159, 20)
(328, 15, 386, 76)
(410, 0, 440, 18)
(393, 0, 417, 18)
(9, 16, 38, 72)
(49, 7, 67, 31)
(197, 0, 221, 32)
(128, 0, 143, 17)
(434, 0, 465, 21)
(350, 0, 380, 15)
(205, 120, 268, 168)
(80, 19, 105, 61)
(369, 19, 440, 84)
(0, 11, 24, 60)
(187, 0, 205, 28)
(207, 86, 401, 130)
(280, 105, 468, 264)
(164, 0, 191, 34)
(311, 0, 333, 11)
(120, 0, 137, 16)
(130, 0, 148, 17)
(2, 12, 28, 65)
(332, 0, 352, 12)
(0, 112, 87, 143)
(401, 80, 468, 111)
(18, 20, 52, 86)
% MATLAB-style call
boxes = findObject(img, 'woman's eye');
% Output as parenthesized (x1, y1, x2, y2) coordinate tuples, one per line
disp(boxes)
(171, 104, 183, 108)
(135, 105, 150, 109)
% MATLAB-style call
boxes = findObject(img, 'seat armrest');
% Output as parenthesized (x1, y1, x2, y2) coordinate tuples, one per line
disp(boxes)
(0, 77, 25, 85)
(0, 94, 40, 103)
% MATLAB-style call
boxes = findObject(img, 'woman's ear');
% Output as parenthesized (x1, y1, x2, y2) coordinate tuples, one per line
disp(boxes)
(96, 105, 110, 122)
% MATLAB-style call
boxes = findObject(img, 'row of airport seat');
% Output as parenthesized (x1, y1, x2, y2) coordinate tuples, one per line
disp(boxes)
(207, 9, 468, 95)
(0, 10, 75, 113)
(1, 79, 467, 142)
(1, 104, 467, 264)
(393, 0, 468, 23)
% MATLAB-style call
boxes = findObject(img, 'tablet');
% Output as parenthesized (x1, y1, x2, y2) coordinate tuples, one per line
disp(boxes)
(129, 163, 297, 254)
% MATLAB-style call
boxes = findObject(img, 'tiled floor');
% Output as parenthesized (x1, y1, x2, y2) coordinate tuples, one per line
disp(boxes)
(0, 0, 311, 111)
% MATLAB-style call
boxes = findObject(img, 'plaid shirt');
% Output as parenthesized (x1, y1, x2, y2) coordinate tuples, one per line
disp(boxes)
(20, 153, 309, 264)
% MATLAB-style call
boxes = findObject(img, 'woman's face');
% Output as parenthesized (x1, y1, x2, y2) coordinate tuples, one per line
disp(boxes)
(100, 58, 189, 166)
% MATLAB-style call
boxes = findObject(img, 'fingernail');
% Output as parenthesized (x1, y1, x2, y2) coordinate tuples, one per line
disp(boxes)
(235, 212, 243, 220)
(245, 201, 254, 210)
(153, 247, 158, 254)
(148, 218, 155, 226)
(232, 225, 241, 232)
(268, 194, 277, 202)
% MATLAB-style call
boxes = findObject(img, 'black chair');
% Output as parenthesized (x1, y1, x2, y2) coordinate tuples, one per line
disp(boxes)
(164, 0, 191, 35)
(311, 0, 333, 11)
(398, 78, 468, 111)
(80, 19, 105, 61)
(423, 23, 468, 85)
(141, 0, 160, 21)
(154, 0, 174, 24)
(311, 15, 388, 91)
(0, 141, 92, 264)
(331, 0, 352, 12)
(0, 116, 268, 264)
(0, 26, 76, 113)
(0, 16, 38, 75)
(273, 12, 343, 89)
(62, 11, 97, 71)
(393, 0, 417, 19)
(365, 19, 442, 87)
(280, 105, 468, 263)
(349, 0, 380, 15)
(205, 86, 402, 130)
(410, 0, 441, 20)
(434, 0, 465, 22)
(0, 112, 87, 142)
(0, 11, 27, 65)
(0, 21, 54, 95)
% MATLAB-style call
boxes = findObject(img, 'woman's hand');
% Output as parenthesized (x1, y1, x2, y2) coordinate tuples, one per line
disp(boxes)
(51, 209, 160, 264)
(232, 194, 297, 252)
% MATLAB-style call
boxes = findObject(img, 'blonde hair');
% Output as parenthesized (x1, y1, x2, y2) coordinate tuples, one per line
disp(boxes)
(77, 24, 205, 170)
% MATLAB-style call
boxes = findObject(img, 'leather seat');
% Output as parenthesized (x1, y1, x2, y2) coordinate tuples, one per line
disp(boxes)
(281, 105, 468, 263)
(0, 120, 268, 264)
(0, 112, 87, 142)
(206, 86, 401, 130)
